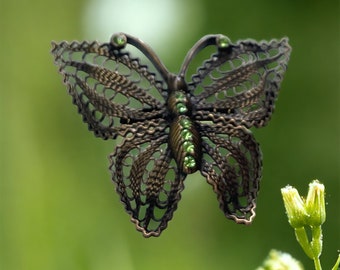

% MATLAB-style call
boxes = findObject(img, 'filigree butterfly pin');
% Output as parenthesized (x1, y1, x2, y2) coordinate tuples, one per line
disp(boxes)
(51, 33, 291, 237)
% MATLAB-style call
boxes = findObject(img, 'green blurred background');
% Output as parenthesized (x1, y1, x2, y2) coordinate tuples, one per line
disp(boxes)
(1, 0, 339, 269)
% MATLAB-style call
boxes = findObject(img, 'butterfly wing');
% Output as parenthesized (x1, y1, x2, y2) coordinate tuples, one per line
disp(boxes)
(51, 40, 167, 139)
(52, 37, 183, 237)
(189, 38, 291, 128)
(109, 120, 186, 237)
(199, 118, 262, 223)
(186, 37, 290, 222)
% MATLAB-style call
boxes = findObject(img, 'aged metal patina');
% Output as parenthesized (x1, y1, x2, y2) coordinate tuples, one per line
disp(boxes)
(52, 33, 291, 237)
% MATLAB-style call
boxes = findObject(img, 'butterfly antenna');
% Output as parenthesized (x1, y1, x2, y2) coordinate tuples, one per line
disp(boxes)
(111, 33, 171, 81)
(179, 34, 230, 78)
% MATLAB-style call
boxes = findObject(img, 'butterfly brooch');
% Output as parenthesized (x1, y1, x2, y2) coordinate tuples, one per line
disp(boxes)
(51, 33, 291, 237)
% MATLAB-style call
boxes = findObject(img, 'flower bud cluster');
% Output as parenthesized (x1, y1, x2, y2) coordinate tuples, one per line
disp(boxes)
(281, 180, 325, 229)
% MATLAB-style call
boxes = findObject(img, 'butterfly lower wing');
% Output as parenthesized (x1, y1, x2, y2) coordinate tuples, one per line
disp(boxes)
(51, 40, 166, 139)
(109, 122, 186, 237)
(189, 38, 291, 128)
(199, 119, 262, 223)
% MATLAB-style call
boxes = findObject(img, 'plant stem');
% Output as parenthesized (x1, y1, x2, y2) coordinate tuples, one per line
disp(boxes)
(294, 227, 313, 259)
(310, 226, 322, 270)
(313, 257, 322, 270)
(331, 254, 340, 270)
(311, 226, 322, 258)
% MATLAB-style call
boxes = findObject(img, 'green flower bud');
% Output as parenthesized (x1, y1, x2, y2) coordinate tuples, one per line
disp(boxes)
(305, 180, 326, 226)
(256, 249, 304, 270)
(281, 185, 308, 228)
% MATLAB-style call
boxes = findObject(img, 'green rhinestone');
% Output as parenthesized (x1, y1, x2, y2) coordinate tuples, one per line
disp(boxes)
(184, 155, 196, 168)
(181, 129, 192, 140)
(175, 92, 186, 102)
(112, 33, 127, 47)
(217, 35, 230, 49)
(183, 141, 195, 154)
(176, 103, 188, 114)
(179, 118, 191, 128)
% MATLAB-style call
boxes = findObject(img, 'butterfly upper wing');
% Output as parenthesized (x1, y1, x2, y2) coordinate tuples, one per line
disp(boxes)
(51, 40, 167, 139)
(188, 38, 291, 128)
(109, 120, 186, 237)
(199, 118, 262, 223)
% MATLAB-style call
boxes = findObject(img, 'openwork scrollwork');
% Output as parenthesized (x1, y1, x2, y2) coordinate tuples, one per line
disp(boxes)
(52, 33, 291, 237)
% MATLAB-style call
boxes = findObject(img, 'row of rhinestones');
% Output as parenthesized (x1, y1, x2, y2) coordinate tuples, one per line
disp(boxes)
(179, 117, 196, 169)
(173, 92, 196, 170)
(174, 92, 188, 114)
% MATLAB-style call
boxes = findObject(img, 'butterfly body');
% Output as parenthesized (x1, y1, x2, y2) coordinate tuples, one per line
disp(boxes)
(52, 33, 291, 237)
(165, 75, 201, 174)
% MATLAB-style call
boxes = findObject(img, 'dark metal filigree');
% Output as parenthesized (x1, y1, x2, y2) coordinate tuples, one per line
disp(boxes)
(51, 33, 291, 237)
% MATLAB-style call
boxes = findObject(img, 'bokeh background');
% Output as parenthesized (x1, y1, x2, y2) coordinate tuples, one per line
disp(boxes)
(1, 0, 339, 269)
